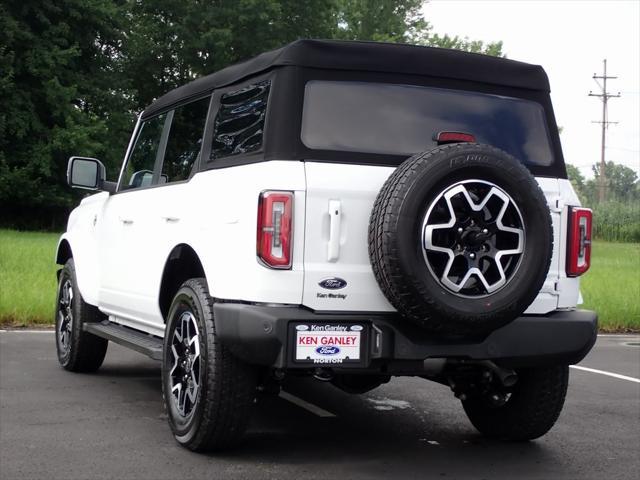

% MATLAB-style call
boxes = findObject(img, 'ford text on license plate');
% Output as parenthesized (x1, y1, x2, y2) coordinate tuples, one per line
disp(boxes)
(295, 324, 363, 364)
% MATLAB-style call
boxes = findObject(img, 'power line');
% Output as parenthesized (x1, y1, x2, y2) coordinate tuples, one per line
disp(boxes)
(588, 59, 620, 202)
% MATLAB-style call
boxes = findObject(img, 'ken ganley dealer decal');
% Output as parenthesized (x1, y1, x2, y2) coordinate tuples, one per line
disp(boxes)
(295, 324, 362, 364)
(317, 277, 347, 300)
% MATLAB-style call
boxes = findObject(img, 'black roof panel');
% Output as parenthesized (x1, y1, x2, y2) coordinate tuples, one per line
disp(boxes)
(142, 39, 550, 118)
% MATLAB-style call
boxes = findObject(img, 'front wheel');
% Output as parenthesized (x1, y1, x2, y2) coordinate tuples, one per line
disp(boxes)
(462, 365, 569, 441)
(161, 278, 257, 452)
(55, 259, 108, 372)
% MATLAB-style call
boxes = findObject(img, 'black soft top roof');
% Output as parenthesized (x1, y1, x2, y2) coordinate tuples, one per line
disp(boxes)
(143, 39, 550, 118)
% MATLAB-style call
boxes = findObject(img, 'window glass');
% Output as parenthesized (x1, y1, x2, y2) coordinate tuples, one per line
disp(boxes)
(211, 80, 270, 159)
(122, 113, 167, 190)
(162, 96, 210, 183)
(301, 81, 554, 166)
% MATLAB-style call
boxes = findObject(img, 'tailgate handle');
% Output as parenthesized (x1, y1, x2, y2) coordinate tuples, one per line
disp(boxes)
(328, 200, 341, 262)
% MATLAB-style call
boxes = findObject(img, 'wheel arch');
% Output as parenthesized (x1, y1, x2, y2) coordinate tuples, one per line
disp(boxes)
(158, 244, 207, 321)
(56, 238, 73, 266)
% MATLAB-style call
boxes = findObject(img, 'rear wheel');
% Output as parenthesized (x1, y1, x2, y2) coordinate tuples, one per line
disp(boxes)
(462, 365, 569, 441)
(161, 278, 257, 451)
(55, 259, 108, 372)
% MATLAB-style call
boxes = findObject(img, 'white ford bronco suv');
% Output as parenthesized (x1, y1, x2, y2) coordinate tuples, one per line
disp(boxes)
(55, 40, 597, 451)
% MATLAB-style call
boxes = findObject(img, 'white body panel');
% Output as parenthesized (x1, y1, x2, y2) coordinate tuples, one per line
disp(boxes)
(57, 192, 110, 307)
(302, 163, 395, 312)
(59, 159, 582, 337)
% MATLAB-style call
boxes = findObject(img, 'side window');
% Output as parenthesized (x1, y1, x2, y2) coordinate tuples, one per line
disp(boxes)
(121, 113, 167, 190)
(211, 80, 270, 159)
(161, 96, 210, 183)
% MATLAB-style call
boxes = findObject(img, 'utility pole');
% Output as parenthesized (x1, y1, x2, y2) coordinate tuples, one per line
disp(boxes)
(589, 59, 620, 203)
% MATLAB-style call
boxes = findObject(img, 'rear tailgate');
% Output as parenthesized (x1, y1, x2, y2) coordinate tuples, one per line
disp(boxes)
(302, 161, 562, 314)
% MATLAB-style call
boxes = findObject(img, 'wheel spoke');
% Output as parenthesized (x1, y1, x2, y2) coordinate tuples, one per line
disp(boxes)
(187, 371, 199, 404)
(173, 321, 183, 343)
(167, 310, 201, 418)
(169, 345, 180, 376)
(179, 385, 187, 414)
(57, 280, 74, 354)
(171, 383, 184, 415)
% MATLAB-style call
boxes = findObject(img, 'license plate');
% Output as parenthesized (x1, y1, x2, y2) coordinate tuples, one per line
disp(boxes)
(295, 324, 363, 364)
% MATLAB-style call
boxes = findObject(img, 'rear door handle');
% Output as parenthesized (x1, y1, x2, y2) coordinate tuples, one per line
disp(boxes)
(162, 216, 180, 223)
(327, 200, 341, 262)
(119, 217, 134, 225)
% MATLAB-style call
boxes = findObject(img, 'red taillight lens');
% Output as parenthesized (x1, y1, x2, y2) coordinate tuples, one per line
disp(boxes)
(566, 207, 592, 277)
(257, 191, 293, 269)
(434, 131, 476, 144)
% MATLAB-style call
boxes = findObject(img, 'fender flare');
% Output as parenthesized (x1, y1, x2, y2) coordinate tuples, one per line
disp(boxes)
(55, 234, 101, 307)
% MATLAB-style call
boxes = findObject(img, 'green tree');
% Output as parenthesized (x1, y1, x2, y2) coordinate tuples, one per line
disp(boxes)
(426, 33, 503, 56)
(0, 1, 130, 229)
(335, 0, 428, 43)
(587, 161, 639, 203)
(121, 0, 338, 110)
(566, 163, 587, 202)
(334, 0, 503, 55)
(1, 0, 505, 230)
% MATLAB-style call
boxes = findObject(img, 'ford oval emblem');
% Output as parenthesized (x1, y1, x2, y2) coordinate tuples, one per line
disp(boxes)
(350, 325, 363, 331)
(316, 345, 340, 356)
(318, 277, 347, 290)
(296, 325, 309, 331)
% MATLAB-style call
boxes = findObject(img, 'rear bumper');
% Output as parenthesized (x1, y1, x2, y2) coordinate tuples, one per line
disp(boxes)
(213, 304, 597, 373)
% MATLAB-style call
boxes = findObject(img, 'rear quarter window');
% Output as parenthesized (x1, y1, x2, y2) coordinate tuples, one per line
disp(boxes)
(211, 81, 270, 159)
(301, 81, 554, 166)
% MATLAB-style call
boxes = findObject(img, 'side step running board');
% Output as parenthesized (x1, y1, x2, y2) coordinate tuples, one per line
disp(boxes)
(83, 321, 163, 361)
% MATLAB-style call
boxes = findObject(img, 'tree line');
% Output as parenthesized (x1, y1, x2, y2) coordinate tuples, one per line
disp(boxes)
(566, 162, 639, 243)
(1, 0, 503, 230)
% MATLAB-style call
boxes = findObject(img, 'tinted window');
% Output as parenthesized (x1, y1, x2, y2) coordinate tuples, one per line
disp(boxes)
(162, 97, 210, 183)
(122, 113, 168, 190)
(301, 81, 554, 166)
(211, 81, 270, 159)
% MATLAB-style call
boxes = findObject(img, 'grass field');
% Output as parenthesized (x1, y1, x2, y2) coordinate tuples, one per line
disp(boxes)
(0, 229, 60, 325)
(579, 241, 640, 332)
(0, 229, 638, 331)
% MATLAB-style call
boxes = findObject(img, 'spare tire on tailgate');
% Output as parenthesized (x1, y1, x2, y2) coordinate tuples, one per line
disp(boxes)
(368, 143, 553, 336)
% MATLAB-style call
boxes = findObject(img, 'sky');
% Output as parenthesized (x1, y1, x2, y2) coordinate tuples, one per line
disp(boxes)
(423, 0, 640, 178)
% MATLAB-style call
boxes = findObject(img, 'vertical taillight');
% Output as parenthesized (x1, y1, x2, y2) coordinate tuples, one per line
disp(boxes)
(257, 191, 293, 269)
(566, 207, 592, 277)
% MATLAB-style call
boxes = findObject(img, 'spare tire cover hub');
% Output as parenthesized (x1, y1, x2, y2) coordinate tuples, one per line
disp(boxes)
(422, 179, 525, 297)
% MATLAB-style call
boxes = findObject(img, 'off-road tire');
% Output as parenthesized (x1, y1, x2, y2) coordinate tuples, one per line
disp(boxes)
(368, 143, 553, 336)
(162, 278, 257, 452)
(55, 259, 108, 372)
(462, 365, 569, 441)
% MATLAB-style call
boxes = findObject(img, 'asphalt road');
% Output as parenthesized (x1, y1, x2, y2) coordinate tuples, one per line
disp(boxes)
(1, 332, 638, 480)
